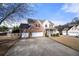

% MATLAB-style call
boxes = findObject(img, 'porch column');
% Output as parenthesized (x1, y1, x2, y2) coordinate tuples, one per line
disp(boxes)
(49, 29, 51, 37)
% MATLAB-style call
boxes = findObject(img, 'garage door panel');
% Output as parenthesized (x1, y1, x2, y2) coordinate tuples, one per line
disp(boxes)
(22, 33, 29, 38)
(32, 32, 43, 37)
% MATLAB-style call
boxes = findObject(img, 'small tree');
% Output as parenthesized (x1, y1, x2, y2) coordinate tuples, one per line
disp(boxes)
(12, 26, 20, 33)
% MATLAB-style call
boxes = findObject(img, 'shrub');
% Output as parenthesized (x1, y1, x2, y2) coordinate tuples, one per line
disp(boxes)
(55, 33, 59, 37)
(12, 26, 20, 33)
(45, 33, 49, 37)
(51, 34, 53, 36)
(52, 33, 59, 37)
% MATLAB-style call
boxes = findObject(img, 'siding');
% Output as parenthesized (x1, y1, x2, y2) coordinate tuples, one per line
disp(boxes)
(68, 31, 79, 36)
(32, 32, 43, 37)
(62, 31, 67, 35)
(22, 33, 29, 38)
(21, 32, 43, 38)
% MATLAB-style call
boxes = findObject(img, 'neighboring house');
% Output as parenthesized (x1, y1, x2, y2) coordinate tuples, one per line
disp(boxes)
(62, 28, 68, 35)
(62, 26, 72, 36)
(0, 26, 13, 36)
(68, 25, 79, 36)
(62, 25, 79, 36)
(20, 20, 44, 38)
(0, 26, 8, 36)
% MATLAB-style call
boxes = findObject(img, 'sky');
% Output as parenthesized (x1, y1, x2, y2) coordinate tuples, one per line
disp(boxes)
(1, 3, 79, 27)
(29, 3, 79, 25)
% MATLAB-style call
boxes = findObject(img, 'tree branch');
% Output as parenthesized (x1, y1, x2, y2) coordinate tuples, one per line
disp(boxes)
(0, 4, 22, 24)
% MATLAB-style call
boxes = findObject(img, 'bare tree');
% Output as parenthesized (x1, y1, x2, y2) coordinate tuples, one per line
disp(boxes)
(0, 3, 35, 24)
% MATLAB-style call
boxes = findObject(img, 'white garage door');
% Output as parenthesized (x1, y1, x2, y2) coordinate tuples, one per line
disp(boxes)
(32, 32, 43, 37)
(68, 32, 79, 36)
(62, 32, 66, 35)
(22, 33, 29, 38)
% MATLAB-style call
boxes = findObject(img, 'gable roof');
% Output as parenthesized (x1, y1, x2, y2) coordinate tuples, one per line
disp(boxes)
(63, 26, 73, 31)
(19, 23, 31, 29)
(28, 18, 36, 24)
(49, 21, 54, 25)
(39, 20, 45, 24)
(19, 22, 44, 32)
(77, 25, 79, 28)
(28, 18, 42, 24)
(27, 18, 54, 25)
(70, 25, 79, 30)
(39, 20, 54, 25)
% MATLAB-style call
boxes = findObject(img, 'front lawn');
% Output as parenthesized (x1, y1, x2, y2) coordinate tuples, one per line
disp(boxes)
(50, 35, 79, 51)
(0, 34, 19, 55)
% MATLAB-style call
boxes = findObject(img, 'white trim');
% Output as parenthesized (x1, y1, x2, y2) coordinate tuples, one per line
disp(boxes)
(22, 33, 29, 38)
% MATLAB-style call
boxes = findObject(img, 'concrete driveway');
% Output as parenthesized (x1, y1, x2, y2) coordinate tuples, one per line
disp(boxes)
(5, 37, 79, 56)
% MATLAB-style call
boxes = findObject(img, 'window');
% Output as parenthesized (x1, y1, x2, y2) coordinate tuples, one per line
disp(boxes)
(36, 24, 40, 27)
(45, 24, 47, 27)
(36, 24, 38, 27)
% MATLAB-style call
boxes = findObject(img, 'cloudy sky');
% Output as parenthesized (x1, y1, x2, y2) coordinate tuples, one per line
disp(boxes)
(29, 3, 79, 25)
(1, 3, 79, 27)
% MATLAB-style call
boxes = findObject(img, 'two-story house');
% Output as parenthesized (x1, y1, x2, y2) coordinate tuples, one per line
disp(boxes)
(62, 25, 79, 36)
(20, 18, 58, 38)
(20, 19, 44, 38)
(68, 25, 79, 36)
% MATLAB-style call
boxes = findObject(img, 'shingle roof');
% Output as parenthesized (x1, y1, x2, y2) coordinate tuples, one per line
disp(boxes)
(28, 18, 54, 25)
(39, 20, 45, 24)
(49, 21, 54, 25)
(63, 26, 73, 31)
(19, 22, 44, 32)
(19, 23, 31, 29)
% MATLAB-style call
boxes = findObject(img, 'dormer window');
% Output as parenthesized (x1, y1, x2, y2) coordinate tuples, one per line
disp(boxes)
(45, 24, 47, 27)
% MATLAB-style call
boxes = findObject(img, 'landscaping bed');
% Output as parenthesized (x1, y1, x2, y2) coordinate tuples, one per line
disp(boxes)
(50, 35, 79, 51)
